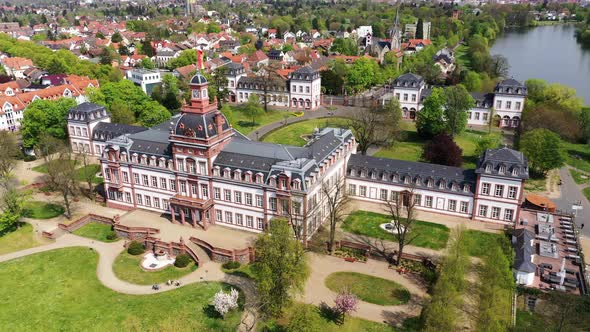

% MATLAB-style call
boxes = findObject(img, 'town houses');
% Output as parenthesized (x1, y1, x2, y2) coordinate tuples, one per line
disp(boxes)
(387, 73, 528, 128)
(68, 71, 529, 240)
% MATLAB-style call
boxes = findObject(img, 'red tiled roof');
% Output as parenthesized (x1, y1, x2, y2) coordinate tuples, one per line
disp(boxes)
(2, 57, 33, 70)
(0, 95, 25, 115)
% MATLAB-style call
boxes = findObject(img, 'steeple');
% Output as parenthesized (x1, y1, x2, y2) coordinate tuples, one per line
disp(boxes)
(390, 8, 401, 51)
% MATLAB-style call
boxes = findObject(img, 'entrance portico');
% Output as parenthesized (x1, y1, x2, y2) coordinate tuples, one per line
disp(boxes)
(169, 195, 214, 230)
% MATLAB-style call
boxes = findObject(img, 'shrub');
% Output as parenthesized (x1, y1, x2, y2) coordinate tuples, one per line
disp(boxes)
(23, 155, 36, 162)
(127, 241, 145, 255)
(174, 253, 192, 268)
(106, 231, 117, 241)
(294, 111, 305, 117)
(222, 261, 241, 270)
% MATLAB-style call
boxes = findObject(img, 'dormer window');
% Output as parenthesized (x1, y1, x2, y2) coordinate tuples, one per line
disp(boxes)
(350, 168, 356, 177)
(371, 171, 376, 180)
(382, 172, 388, 181)
(234, 170, 242, 181)
(439, 180, 445, 190)
(269, 177, 276, 187)
(512, 168, 519, 176)
(404, 176, 410, 184)
(293, 180, 301, 190)
(415, 177, 421, 186)
(213, 166, 220, 176)
(361, 170, 367, 178)
(485, 164, 492, 173)
(224, 168, 231, 178)
(256, 173, 264, 184)
(392, 174, 398, 182)
(452, 183, 458, 191)
(245, 171, 252, 182)
(463, 184, 470, 193)
(499, 165, 506, 174)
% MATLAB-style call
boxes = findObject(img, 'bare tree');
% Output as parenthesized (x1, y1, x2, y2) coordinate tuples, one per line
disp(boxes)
(258, 62, 283, 112)
(321, 177, 350, 254)
(0, 131, 19, 187)
(285, 197, 306, 242)
(383, 186, 419, 265)
(79, 153, 96, 200)
(348, 99, 401, 155)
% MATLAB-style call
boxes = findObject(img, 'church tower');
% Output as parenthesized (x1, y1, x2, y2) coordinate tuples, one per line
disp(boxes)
(390, 8, 401, 51)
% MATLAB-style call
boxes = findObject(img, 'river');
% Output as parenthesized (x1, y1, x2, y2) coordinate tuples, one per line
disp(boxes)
(490, 24, 590, 105)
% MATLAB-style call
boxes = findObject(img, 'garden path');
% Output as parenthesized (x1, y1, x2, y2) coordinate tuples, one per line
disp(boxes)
(301, 252, 428, 325)
(0, 233, 258, 332)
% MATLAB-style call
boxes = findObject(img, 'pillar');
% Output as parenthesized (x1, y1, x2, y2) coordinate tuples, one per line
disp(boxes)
(180, 208, 185, 224)
(191, 209, 197, 228)
(170, 205, 176, 223)
(202, 209, 209, 231)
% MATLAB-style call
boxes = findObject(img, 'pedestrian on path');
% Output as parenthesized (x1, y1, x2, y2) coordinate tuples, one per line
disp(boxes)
(582, 223, 585, 229)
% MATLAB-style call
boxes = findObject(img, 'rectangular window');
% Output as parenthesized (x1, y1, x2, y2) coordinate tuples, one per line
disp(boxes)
(257, 218, 264, 229)
(460, 201, 468, 213)
(214, 187, 221, 200)
(359, 186, 367, 197)
(495, 185, 504, 197)
(478, 205, 488, 217)
(144, 195, 151, 207)
(224, 189, 231, 201)
(504, 209, 514, 221)
(201, 184, 209, 199)
(475, 112, 480, 120)
(236, 214, 243, 225)
(515, 102, 521, 110)
(225, 211, 233, 223)
(245, 193, 253, 205)
(467, 112, 472, 119)
(483, 113, 488, 121)
(191, 183, 198, 196)
(481, 183, 491, 195)
(246, 215, 253, 227)
(160, 178, 167, 189)
(125, 192, 131, 202)
(425, 196, 433, 208)
(142, 175, 148, 186)
(411, 94, 416, 102)
(380, 189, 388, 201)
(154, 197, 160, 209)
(496, 100, 502, 109)
(256, 195, 263, 207)
(169, 180, 176, 191)
(235, 191, 242, 204)
(491, 207, 500, 219)
(216, 210, 223, 222)
(269, 197, 277, 211)
(151, 176, 157, 187)
(133, 173, 139, 184)
(403, 93, 408, 101)
(448, 199, 457, 211)
(180, 181, 187, 194)
(414, 194, 421, 206)
(122, 171, 129, 183)
(348, 184, 356, 195)
(508, 186, 518, 199)
(136, 194, 142, 205)
(163, 199, 169, 210)
(506, 101, 512, 109)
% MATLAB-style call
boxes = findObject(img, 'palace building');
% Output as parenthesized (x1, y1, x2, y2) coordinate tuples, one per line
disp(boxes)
(68, 71, 529, 239)
(388, 73, 527, 128)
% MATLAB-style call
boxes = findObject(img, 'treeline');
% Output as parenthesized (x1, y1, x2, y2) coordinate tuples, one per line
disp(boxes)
(420, 228, 514, 331)
(0, 34, 121, 83)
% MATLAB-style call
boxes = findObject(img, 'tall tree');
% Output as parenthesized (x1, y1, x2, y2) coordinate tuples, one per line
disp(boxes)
(110, 100, 136, 124)
(253, 218, 309, 318)
(244, 94, 264, 126)
(0, 131, 19, 186)
(0, 187, 30, 231)
(383, 186, 419, 266)
(415, 18, 424, 39)
(211, 66, 229, 109)
(348, 99, 401, 155)
(20, 98, 77, 149)
(520, 128, 564, 176)
(416, 87, 446, 138)
(322, 177, 349, 254)
(444, 85, 474, 137)
(422, 134, 463, 167)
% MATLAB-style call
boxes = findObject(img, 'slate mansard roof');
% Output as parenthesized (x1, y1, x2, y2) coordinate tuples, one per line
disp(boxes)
(393, 73, 424, 88)
(494, 78, 527, 96)
(476, 147, 529, 179)
(67, 102, 109, 123)
(92, 122, 147, 142)
(512, 228, 536, 273)
(173, 112, 230, 139)
(347, 154, 476, 195)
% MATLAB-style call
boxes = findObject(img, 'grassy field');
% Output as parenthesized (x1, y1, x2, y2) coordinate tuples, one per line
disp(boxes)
(23, 201, 64, 219)
(32, 162, 103, 184)
(0, 223, 48, 255)
(562, 141, 590, 173)
(72, 222, 118, 242)
(462, 229, 506, 258)
(374, 122, 487, 169)
(262, 117, 350, 146)
(0, 247, 242, 331)
(342, 211, 450, 250)
(222, 263, 256, 280)
(454, 44, 472, 70)
(325, 272, 411, 306)
(583, 187, 590, 203)
(112, 252, 197, 285)
(224, 106, 297, 135)
(569, 168, 590, 185)
(260, 303, 400, 332)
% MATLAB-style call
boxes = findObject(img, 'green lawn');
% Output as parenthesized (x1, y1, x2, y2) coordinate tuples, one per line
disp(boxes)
(569, 168, 590, 185)
(454, 44, 472, 70)
(0, 247, 242, 331)
(262, 117, 350, 146)
(260, 303, 398, 332)
(342, 211, 450, 250)
(113, 251, 197, 285)
(583, 187, 590, 203)
(72, 222, 118, 242)
(23, 201, 64, 219)
(0, 223, 47, 255)
(374, 123, 487, 169)
(325, 272, 411, 306)
(562, 141, 590, 173)
(32, 162, 103, 184)
(224, 106, 297, 135)
(31, 159, 76, 173)
(462, 229, 505, 258)
(222, 263, 256, 280)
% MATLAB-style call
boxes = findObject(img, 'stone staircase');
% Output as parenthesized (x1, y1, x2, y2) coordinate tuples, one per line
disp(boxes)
(186, 241, 211, 266)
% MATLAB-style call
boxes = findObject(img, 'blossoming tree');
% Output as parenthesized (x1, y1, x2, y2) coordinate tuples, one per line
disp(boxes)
(212, 288, 239, 318)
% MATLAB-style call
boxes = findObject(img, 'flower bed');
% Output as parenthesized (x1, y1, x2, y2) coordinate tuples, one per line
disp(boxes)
(334, 247, 368, 262)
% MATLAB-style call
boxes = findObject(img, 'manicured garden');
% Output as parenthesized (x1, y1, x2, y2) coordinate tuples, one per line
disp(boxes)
(0, 223, 48, 255)
(0, 248, 242, 331)
(342, 211, 450, 249)
(325, 272, 411, 306)
(72, 222, 118, 242)
(374, 123, 486, 169)
(224, 106, 297, 135)
(112, 251, 197, 285)
(262, 117, 350, 146)
(23, 201, 64, 219)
